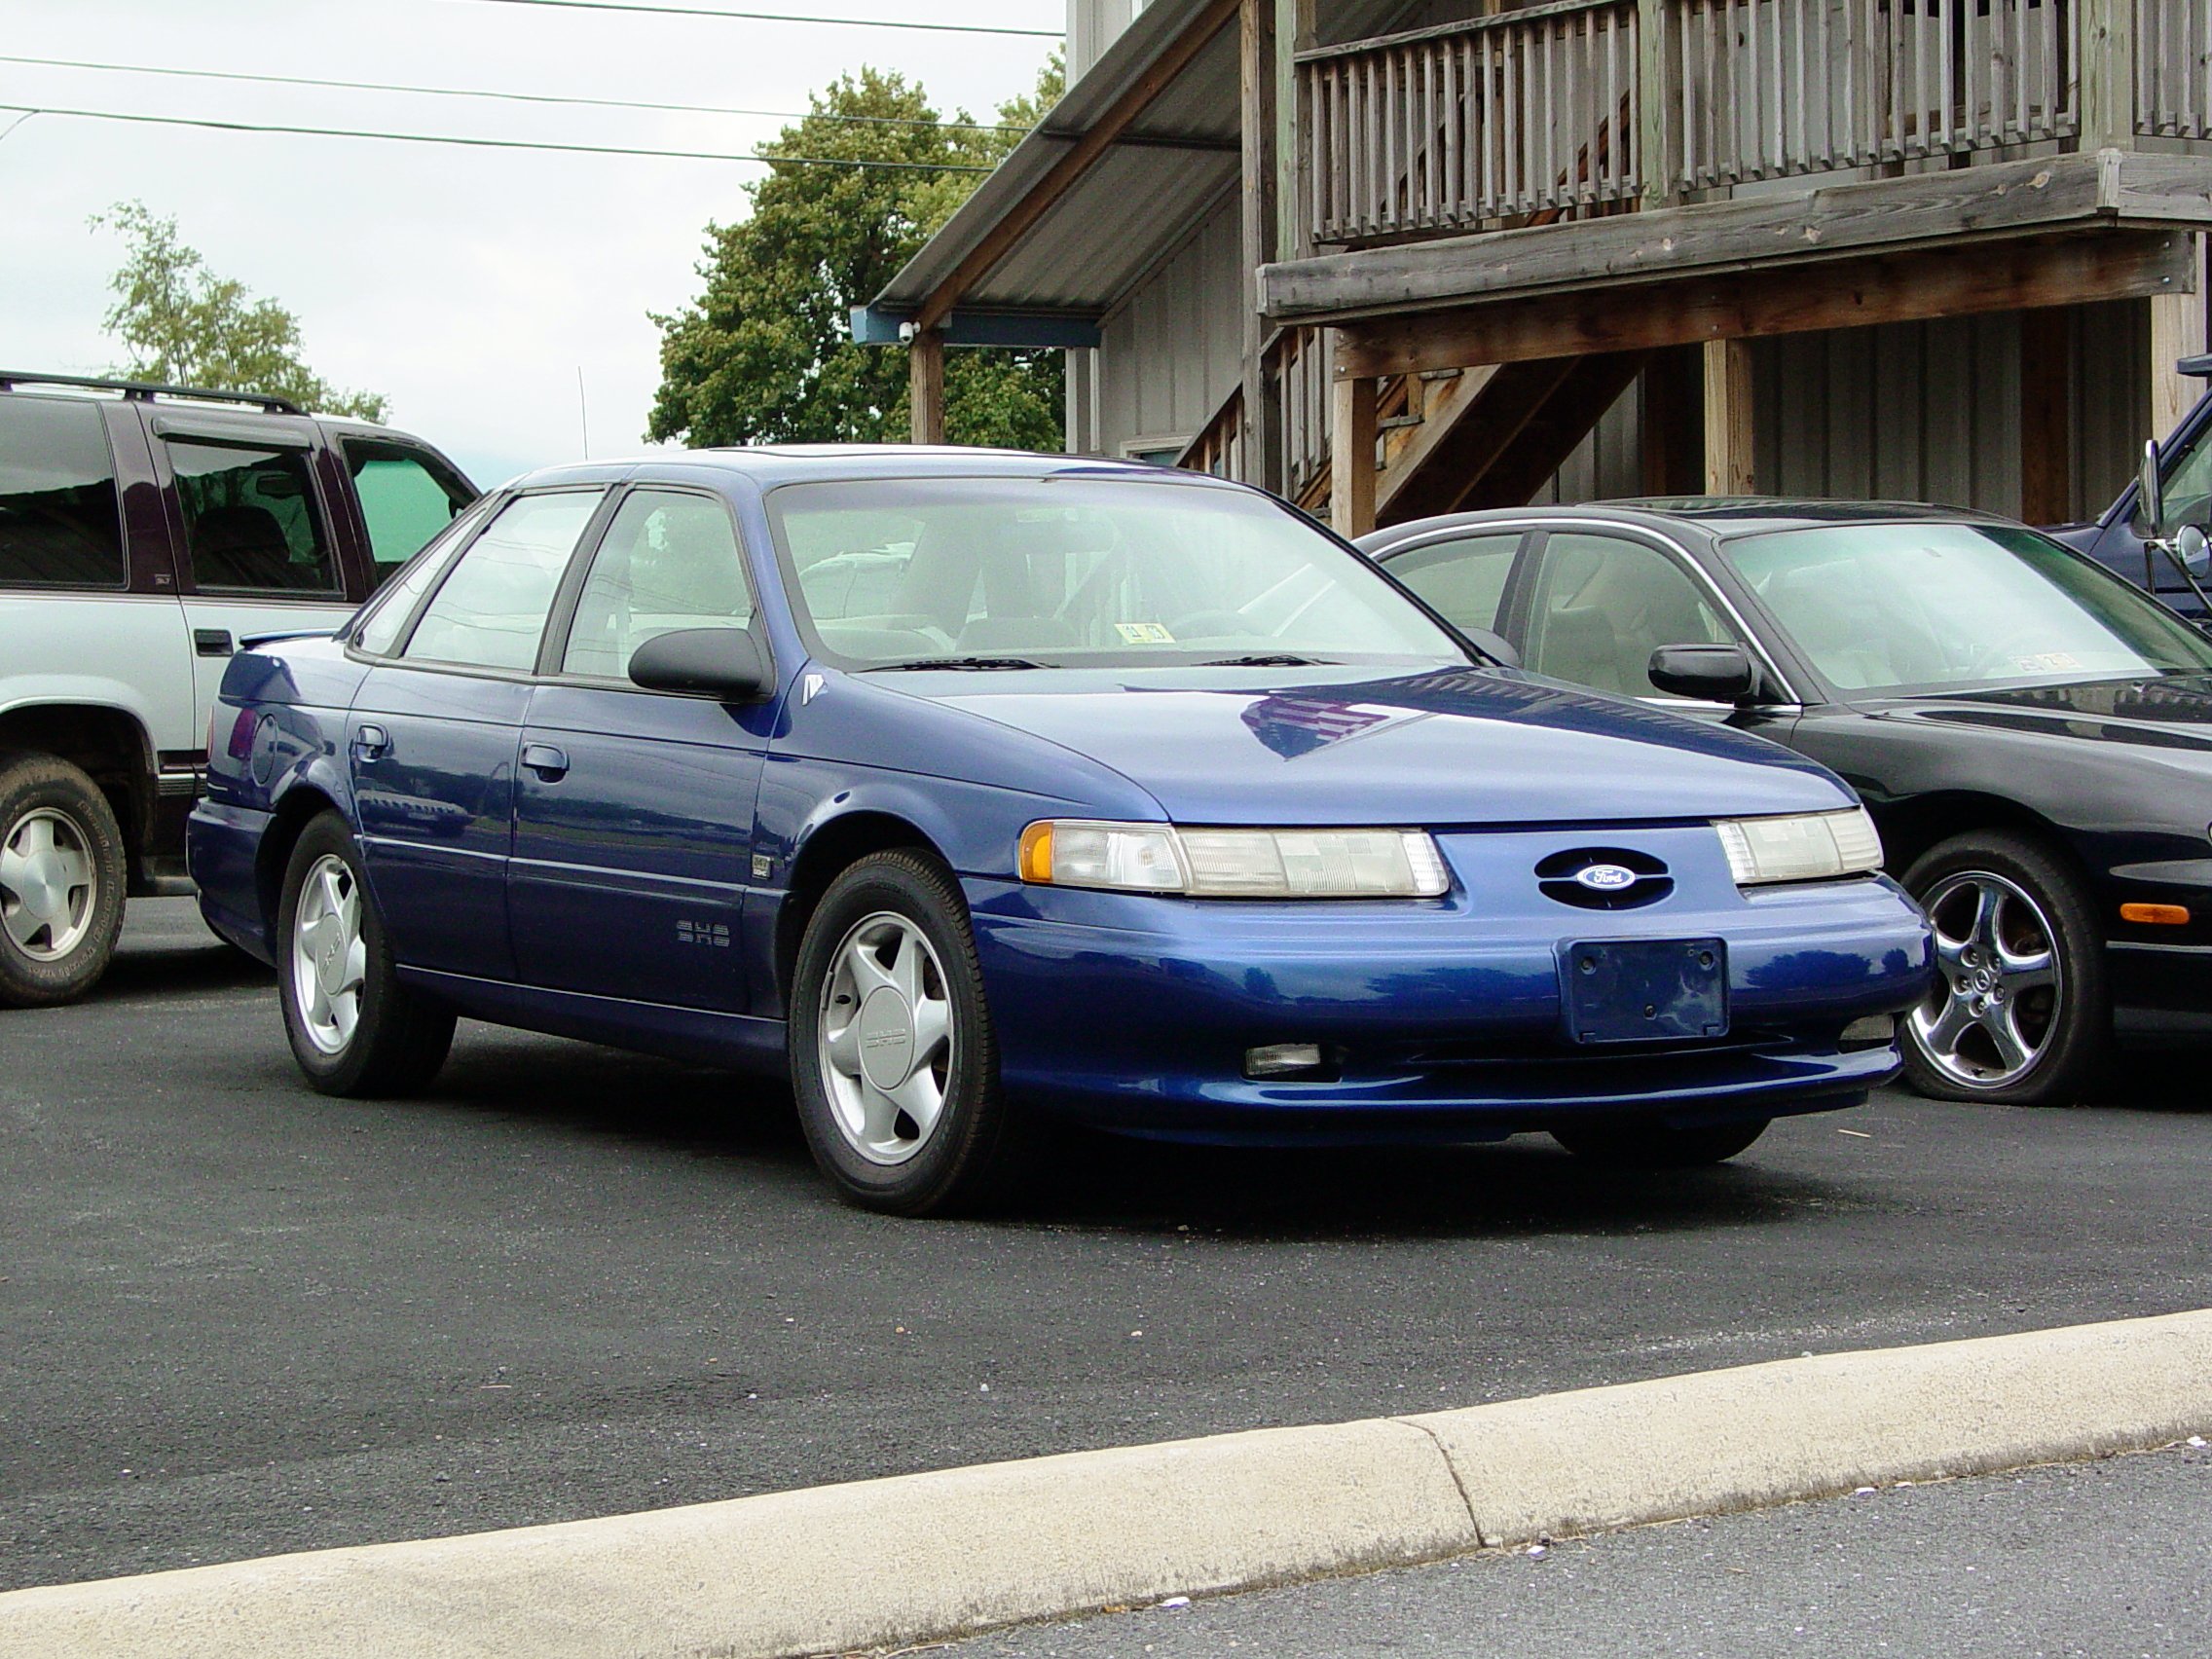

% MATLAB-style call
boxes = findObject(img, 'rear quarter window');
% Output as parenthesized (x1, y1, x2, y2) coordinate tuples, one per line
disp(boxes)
(0, 397, 127, 589)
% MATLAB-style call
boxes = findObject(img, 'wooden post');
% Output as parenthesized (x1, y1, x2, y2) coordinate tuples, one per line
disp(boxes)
(1702, 338, 1754, 496)
(2019, 307, 2074, 525)
(2151, 235, 2208, 444)
(1637, 0, 1676, 208)
(2079, 0, 2136, 153)
(1240, 0, 1282, 494)
(1276, 0, 1314, 261)
(909, 328, 945, 446)
(1331, 365, 1378, 535)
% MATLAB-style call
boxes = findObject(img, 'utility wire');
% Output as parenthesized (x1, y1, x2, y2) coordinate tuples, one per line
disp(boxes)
(0, 103, 998, 169)
(0, 54, 1034, 135)
(436, 0, 1059, 36)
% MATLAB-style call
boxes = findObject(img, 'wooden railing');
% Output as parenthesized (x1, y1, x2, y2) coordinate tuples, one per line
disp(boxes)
(1671, 0, 2074, 190)
(1175, 327, 1333, 503)
(2140, 0, 2212, 141)
(1299, 0, 2099, 248)
(1300, 0, 1641, 246)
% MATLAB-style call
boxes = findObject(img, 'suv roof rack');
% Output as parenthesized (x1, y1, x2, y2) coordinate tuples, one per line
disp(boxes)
(0, 369, 305, 416)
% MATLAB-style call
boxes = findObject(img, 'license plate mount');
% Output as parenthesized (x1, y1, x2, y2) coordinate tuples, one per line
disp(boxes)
(1560, 939, 1729, 1045)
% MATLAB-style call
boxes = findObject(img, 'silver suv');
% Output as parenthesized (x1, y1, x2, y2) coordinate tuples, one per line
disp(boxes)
(0, 371, 476, 1005)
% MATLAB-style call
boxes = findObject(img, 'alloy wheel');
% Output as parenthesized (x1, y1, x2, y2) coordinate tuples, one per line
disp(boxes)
(291, 853, 368, 1055)
(0, 807, 97, 962)
(816, 910, 955, 1165)
(1908, 869, 2061, 1089)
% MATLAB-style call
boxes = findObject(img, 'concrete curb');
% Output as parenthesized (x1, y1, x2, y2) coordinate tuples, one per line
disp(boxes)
(5, 1308, 2208, 1659)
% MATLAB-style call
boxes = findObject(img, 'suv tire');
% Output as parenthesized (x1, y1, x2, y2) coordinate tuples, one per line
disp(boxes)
(277, 813, 455, 1095)
(0, 753, 129, 1008)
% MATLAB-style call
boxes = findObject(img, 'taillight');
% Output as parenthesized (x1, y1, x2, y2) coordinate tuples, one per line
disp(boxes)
(225, 707, 258, 762)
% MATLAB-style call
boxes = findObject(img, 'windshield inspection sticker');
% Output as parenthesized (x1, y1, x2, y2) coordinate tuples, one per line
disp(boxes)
(1115, 621, 1176, 645)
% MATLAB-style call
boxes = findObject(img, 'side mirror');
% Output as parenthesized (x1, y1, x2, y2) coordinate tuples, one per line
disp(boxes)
(1463, 626, 1521, 669)
(2180, 523, 2211, 579)
(628, 627, 772, 702)
(2141, 439, 2167, 538)
(1648, 643, 1759, 705)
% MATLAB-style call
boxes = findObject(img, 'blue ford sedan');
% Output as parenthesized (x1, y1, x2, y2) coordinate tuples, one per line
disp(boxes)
(189, 449, 1930, 1213)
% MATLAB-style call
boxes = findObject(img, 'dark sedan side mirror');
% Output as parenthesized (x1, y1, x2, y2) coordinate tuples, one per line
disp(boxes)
(628, 627, 773, 702)
(1463, 626, 1521, 669)
(2141, 440, 2167, 537)
(1648, 643, 1760, 705)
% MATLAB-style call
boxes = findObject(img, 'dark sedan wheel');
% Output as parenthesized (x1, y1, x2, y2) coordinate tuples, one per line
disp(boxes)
(1552, 1117, 1770, 1167)
(1899, 831, 2105, 1106)
(277, 813, 455, 1096)
(790, 850, 1027, 1215)
(0, 753, 127, 1008)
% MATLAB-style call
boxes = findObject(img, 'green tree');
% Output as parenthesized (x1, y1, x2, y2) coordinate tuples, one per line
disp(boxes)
(92, 202, 387, 421)
(647, 58, 1064, 451)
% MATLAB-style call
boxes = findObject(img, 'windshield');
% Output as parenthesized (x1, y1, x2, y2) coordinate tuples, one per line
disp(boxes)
(1723, 522, 2212, 695)
(764, 475, 1467, 669)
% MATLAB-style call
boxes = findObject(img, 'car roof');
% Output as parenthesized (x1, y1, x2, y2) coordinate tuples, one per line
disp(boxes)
(503, 446, 1230, 494)
(1364, 498, 2019, 547)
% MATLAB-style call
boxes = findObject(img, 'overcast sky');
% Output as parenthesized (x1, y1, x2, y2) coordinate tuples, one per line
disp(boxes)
(0, 0, 1061, 487)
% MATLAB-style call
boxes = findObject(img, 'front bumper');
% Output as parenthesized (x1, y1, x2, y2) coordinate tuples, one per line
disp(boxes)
(969, 851, 1931, 1143)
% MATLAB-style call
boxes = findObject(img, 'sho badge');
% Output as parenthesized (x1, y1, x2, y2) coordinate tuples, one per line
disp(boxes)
(676, 919, 731, 948)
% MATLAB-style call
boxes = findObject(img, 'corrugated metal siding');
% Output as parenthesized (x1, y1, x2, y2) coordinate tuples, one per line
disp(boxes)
(1096, 193, 1245, 454)
(1750, 312, 2143, 521)
(1533, 384, 1645, 505)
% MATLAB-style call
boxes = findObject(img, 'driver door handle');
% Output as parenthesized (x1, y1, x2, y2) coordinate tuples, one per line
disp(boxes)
(521, 742, 570, 782)
(350, 723, 391, 761)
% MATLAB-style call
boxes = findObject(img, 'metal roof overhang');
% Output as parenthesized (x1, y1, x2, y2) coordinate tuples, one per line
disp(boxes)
(856, 0, 1241, 350)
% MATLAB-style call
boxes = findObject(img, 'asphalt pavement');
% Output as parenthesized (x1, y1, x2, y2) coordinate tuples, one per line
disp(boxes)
(934, 1442, 2212, 1659)
(4, 900, 2210, 1592)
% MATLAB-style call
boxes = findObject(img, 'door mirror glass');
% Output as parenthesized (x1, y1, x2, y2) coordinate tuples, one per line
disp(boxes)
(1648, 643, 1759, 704)
(2141, 440, 2167, 538)
(628, 627, 771, 701)
(2179, 523, 2211, 578)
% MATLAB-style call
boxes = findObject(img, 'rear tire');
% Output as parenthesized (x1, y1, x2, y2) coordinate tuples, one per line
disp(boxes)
(789, 849, 1028, 1215)
(276, 813, 454, 1096)
(0, 753, 128, 1008)
(1552, 1117, 1770, 1167)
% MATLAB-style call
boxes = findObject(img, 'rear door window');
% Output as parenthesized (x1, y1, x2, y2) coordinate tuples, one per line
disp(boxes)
(403, 490, 604, 672)
(344, 438, 475, 583)
(166, 439, 340, 595)
(0, 397, 126, 588)
(1383, 533, 1523, 635)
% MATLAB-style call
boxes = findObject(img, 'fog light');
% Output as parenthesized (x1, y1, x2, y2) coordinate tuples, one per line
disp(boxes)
(1840, 1014, 1895, 1048)
(1245, 1043, 1326, 1079)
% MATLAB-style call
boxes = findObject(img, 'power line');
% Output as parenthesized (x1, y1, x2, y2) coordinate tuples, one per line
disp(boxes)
(438, 0, 1060, 36)
(0, 104, 998, 169)
(0, 54, 1033, 135)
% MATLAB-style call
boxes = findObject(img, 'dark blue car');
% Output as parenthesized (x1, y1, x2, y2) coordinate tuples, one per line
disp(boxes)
(188, 449, 1930, 1213)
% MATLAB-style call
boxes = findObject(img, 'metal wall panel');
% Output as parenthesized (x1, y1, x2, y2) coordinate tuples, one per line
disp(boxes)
(1096, 194, 1246, 456)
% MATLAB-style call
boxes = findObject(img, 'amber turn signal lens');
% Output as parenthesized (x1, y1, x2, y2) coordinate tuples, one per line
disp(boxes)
(1017, 822, 1055, 884)
(2120, 903, 2191, 926)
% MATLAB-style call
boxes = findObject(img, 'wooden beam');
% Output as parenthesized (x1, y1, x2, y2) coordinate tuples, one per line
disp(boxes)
(1703, 340, 1754, 496)
(1330, 368, 1378, 536)
(1335, 233, 2196, 380)
(2151, 234, 2208, 442)
(913, 0, 1238, 333)
(1240, 0, 1281, 493)
(2019, 307, 2075, 524)
(908, 329, 945, 445)
(1259, 151, 2212, 326)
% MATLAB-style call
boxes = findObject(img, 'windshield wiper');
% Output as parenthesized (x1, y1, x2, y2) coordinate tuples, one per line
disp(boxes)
(1199, 653, 1336, 667)
(867, 655, 1048, 672)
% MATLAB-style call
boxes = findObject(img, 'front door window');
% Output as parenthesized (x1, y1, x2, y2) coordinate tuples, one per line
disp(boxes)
(1524, 534, 1734, 698)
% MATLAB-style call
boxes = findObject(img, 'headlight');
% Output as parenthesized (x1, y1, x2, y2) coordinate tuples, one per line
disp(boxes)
(1714, 807, 1883, 885)
(1018, 821, 1451, 899)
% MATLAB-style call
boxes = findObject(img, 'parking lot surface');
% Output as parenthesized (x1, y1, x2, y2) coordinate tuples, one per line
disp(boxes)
(4, 902, 2209, 1592)
(940, 1442, 2212, 1658)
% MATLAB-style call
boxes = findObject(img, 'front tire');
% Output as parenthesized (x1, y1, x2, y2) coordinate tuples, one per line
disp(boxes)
(1552, 1117, 1770, 1167)
(789, 850, 1024, 1215)
(1899, 831, 2104, 1106)
(276, 813, 454, 1095)
(0, 753, 128, 1008)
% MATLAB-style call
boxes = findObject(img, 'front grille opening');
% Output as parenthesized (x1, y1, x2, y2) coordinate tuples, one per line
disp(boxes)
(1534, 846, 1674, 911)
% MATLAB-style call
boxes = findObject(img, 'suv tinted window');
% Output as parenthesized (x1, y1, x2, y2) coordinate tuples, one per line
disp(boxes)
(563, 490, 754, 679)
(345, 439, 472, 582)
(404, 490, 602, 671)
(0, 397, 126, 588)
(168, 440, 338, 595)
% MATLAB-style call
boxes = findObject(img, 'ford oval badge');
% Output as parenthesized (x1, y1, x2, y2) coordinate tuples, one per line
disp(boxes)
(1574, 863, 1639, 893)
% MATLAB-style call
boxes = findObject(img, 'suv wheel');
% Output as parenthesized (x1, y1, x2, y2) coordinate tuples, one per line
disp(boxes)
(277, 813, 455, 1095)
(0, 754, 128, 1008)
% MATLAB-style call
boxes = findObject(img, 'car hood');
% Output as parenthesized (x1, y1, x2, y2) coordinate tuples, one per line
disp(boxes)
(921, 666, 1852, 826)
(1863, 675, 2212, 757)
